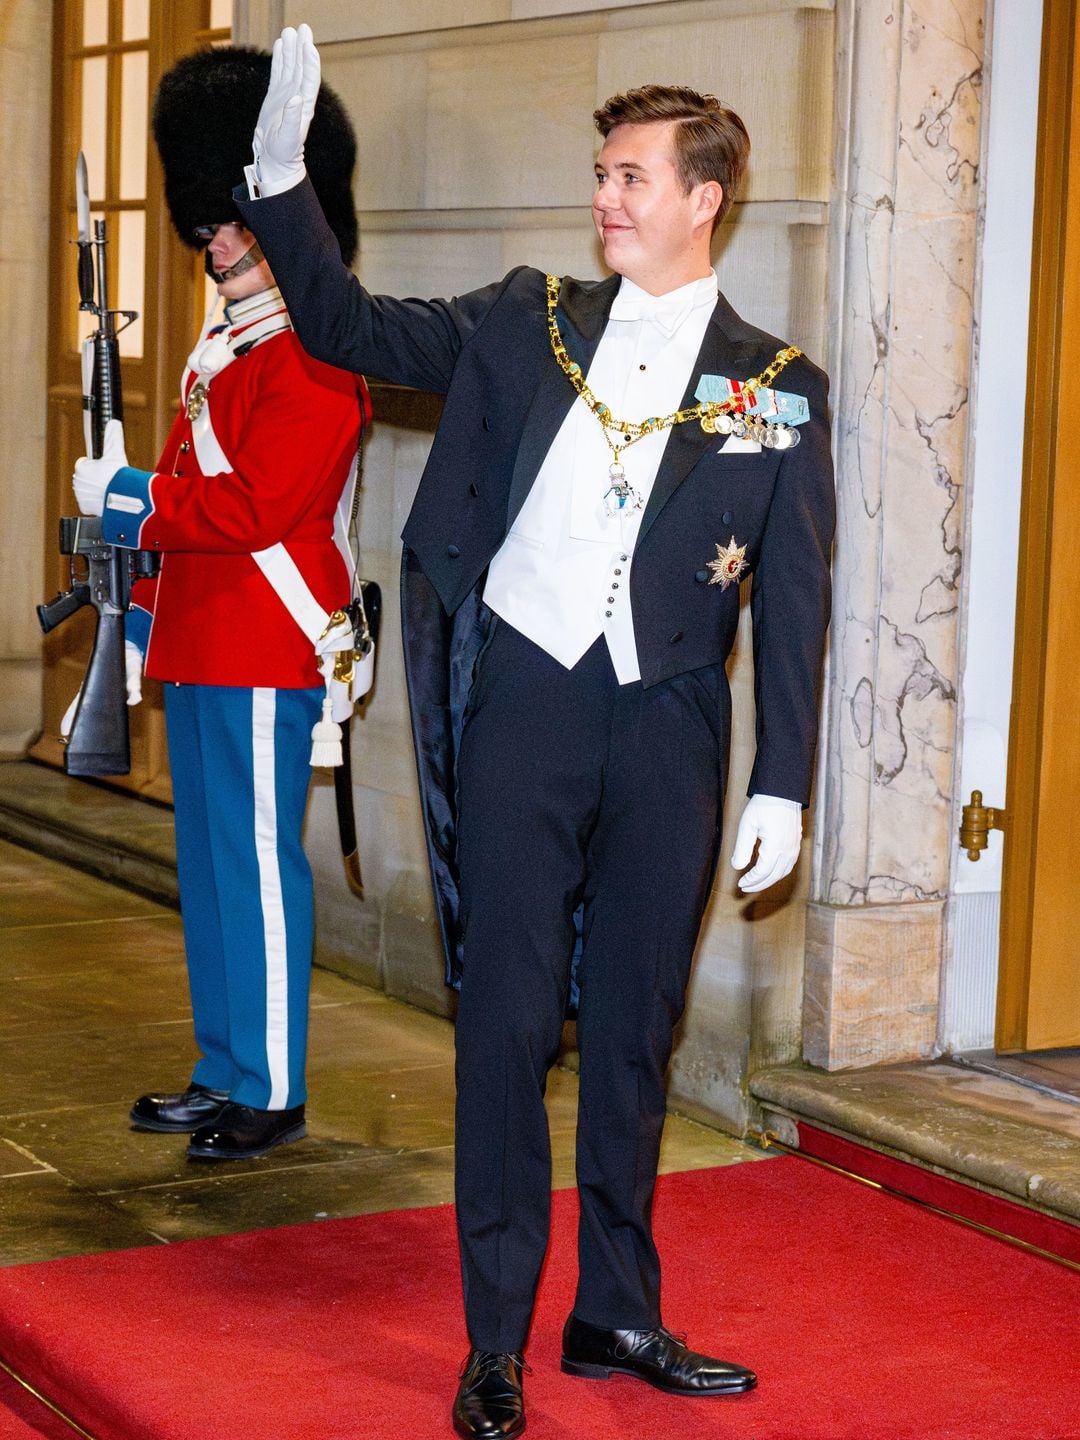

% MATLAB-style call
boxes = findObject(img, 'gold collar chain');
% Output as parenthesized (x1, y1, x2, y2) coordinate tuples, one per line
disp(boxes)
(545, 274, 802, 487)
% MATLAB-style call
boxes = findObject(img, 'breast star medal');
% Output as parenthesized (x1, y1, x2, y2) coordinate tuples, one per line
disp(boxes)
(707, 536, 748, 589)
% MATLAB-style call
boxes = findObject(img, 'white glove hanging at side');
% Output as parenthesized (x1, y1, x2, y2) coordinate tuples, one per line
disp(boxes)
(730, 793, 804, 893)
(251, 23, 321, 195)
(73, 419, 128, 517)
(308, 611, 374, 768)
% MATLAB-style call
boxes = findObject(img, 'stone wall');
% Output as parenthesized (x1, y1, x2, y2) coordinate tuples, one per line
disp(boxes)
(806, 0, 984, 1069)
(0, 3, 52, 756)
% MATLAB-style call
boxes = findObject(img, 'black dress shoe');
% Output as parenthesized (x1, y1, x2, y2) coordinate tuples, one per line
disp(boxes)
(130, 1084, 230, 1133)
(452, 1349, 527, 1439)
(186, 1102, 306, 1161)
(561, 1314, 756, 1395)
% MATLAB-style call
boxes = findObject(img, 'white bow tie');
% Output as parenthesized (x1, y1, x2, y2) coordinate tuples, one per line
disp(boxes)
(608, 289, 695, 338)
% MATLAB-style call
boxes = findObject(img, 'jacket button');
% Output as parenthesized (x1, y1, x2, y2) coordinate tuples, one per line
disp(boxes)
(180, 441, 191, 453)
(447, 544, 461, 559)
(722, 510, 734, 526)
(669, 631, 683, 644)
(695, 569, 708, 583)
(469, 483, 479, 497)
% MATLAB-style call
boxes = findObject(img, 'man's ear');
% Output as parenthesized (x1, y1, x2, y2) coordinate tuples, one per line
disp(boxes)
(697, 180, 723, 227)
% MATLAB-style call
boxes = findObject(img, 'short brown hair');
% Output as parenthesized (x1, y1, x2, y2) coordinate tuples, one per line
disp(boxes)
(593, 85, 750, 229)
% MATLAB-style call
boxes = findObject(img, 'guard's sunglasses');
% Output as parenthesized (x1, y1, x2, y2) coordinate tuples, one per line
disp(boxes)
(193, 222, 250, 241)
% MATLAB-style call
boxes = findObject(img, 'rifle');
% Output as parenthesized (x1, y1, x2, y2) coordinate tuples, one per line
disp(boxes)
(36, 151, 156, 777)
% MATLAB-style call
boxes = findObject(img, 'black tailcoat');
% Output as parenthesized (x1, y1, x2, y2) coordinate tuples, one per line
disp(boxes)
(237, 178, 836, 989)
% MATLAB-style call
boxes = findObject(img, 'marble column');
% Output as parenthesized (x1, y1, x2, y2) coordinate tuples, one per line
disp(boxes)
(807, 0, 985, 1068)
(0, 2, 52, 756)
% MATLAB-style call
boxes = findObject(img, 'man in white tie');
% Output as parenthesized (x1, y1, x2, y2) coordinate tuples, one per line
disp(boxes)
(238, 28, 834, 1439)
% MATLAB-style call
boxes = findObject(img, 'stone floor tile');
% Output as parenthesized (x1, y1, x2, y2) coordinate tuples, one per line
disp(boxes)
(0, 1136, 52, 1180)
(0, 1019, 201, 1119)
(1, 912, 183, 971)
(308, 1063, 455, 1150)
(0, 1172, 162, 1265)
(0, 825, 765, 1268)
(0, 763, 176, 866)
(306, 994, 464, 1075)
(0, 840, 163, 929)
(0, 946, 194, 1036)
(0, 1107, 371, 1195)
(106, 1147, 458, 1241)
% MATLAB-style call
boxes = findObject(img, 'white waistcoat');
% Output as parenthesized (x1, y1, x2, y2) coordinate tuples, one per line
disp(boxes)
(483, 272, 717, 683)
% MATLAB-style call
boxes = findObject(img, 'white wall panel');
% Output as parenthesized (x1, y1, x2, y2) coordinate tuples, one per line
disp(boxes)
(594, 8, 833, 202)
(287, 1, 513, 43)
(425, 35, 599, 209)
(328, 51, 431, 211)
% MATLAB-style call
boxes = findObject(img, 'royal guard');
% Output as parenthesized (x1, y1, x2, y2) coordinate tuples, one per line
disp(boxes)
(71, 46, 372, 1161)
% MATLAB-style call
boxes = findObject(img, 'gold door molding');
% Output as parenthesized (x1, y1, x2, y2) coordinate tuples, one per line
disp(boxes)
(998, 0, 1080, 1051)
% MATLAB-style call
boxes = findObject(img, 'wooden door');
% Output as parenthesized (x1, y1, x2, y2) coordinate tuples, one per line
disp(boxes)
(32, 0, 231, 802)
(998, 0, 1080, 1051)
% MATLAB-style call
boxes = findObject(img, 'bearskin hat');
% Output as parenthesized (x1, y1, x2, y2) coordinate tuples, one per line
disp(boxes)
(153, 45, 358, 266)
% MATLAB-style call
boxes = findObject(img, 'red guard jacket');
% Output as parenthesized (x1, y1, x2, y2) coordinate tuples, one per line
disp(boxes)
(103, 321, 368, 689)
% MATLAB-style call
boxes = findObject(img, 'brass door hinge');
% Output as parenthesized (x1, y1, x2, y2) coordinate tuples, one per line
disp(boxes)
(959, 790, 1007, 860)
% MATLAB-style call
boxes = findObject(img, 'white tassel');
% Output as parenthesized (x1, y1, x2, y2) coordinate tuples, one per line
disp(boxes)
(310, 696, 343, 768)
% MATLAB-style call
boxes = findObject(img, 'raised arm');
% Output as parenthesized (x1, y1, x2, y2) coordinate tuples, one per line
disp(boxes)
(234, 24, 501, 393)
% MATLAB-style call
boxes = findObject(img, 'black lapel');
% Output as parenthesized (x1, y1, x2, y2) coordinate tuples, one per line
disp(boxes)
(505, 274, 621, 529)
(636, 294, 765, 546)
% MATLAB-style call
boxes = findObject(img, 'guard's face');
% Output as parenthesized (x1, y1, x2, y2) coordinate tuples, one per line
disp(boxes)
(203, 222, 275, 300)
(592, 121, 720, 294)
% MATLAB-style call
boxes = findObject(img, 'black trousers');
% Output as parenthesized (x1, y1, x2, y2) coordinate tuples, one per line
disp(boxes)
(454, 621, 728, 1352)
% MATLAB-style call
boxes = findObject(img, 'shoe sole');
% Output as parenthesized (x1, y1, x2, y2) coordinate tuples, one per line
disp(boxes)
(560, 1357, 756, 1395)
(186, 1121, 307, 1161)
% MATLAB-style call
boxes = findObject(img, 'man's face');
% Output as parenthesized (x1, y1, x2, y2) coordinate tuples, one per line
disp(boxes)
(204, 222, 274, 300)
(592, 120, 719, 293)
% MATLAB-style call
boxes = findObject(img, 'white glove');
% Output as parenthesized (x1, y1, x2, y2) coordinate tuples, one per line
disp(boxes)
(124, 639, 143, 706)
(60, 641, 144, 738)
(253, 23, 321, 194)
(73, 418, 128, 516)
(731, 793, 803, 893)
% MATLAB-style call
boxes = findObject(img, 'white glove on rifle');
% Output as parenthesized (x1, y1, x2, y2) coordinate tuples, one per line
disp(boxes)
(730, 793, 803, 893)
(252, 23, 321, 195)
(60, 641, 144, 738)
(73, 418, 128, 517)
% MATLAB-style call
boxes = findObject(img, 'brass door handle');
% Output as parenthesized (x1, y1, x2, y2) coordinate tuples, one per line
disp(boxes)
(959, 790, 1007, 860)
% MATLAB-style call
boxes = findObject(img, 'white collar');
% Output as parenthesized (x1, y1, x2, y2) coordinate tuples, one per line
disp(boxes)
(224, 284, 288, 331)
(608, 272, 719, 337)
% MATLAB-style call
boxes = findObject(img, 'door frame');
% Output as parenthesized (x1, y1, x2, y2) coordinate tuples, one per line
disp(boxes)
(997, 0, 1078, 1050)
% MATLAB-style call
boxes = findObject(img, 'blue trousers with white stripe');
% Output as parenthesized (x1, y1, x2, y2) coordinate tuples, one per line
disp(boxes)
(164, 683, 322, 1111)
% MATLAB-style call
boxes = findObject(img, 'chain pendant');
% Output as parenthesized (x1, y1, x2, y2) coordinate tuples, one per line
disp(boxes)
(602, 454, 643, 518)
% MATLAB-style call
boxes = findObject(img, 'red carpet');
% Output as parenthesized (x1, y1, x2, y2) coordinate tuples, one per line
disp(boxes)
(0, 1368, 82, 1439)
(793, 1122, 1080, 1263)
(0, 1158, 1077, 1440)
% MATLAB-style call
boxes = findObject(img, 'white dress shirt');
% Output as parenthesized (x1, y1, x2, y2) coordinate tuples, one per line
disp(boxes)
(484, 271, 718, 683)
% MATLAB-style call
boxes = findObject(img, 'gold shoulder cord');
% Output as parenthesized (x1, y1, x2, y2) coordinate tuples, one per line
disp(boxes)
(544, 274, 803, 481)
